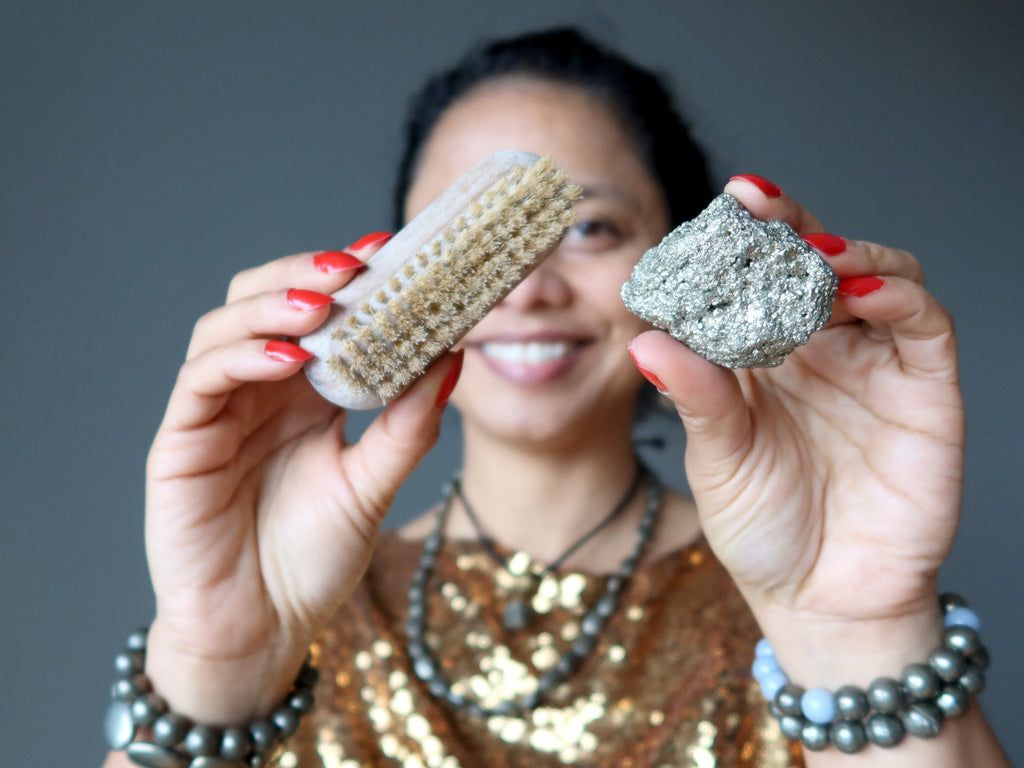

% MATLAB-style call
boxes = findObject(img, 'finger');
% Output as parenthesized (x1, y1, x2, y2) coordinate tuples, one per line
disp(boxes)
(223, 231, 392, 304)
(724, 174, 827, 235)
(802, 236, 925, 328)
(163, 340, 315, 432)
(836, 275, 958, 379)
(628, 332, 753, 491)
(340, 350, 464, 537)
(803, 235, 924, 285)
(187, 288, 336, 360)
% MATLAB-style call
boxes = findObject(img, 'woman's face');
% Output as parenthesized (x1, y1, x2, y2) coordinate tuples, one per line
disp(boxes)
(405, 78, 670, 447)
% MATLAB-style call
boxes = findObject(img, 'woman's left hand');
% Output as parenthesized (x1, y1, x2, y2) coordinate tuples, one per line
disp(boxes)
(628, 176, 965, 685)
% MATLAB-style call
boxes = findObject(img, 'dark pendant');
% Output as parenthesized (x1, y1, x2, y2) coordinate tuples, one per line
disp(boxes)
(503, 599, 530, 631)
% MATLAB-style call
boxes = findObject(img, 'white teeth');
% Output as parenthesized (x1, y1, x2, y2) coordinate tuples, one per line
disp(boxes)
(480, 341, 575, 364)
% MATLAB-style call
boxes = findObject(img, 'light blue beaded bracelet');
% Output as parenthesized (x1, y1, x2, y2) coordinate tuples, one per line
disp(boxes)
(751, 594, 989, 754)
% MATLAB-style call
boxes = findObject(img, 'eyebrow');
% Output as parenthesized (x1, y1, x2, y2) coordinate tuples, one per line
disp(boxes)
(577, 183, 635, 205)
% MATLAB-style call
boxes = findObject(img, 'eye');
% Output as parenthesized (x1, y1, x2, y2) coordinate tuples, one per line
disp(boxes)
(563, 218, 622, 252)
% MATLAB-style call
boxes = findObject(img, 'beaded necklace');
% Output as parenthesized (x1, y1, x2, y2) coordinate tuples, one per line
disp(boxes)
(455, 462, 646, 631)
(405, 464, 663, 717)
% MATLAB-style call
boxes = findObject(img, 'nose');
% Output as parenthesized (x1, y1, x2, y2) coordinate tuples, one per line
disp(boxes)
(499, 254, 572, 310)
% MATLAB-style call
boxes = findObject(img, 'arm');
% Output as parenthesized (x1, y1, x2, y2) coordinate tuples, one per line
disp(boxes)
(629, 176, 1010, 766)
(103, 238, 462, 763)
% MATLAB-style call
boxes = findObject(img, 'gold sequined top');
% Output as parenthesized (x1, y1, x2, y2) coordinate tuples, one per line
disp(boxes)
(285, 532, 804, 768)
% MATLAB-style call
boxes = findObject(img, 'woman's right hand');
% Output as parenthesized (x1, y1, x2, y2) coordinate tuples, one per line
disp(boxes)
(141, 237, 462, 723)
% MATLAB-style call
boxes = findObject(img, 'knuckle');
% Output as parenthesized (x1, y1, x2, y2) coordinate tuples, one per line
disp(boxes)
(897, 249, 924, 283)
(226, 267, 258, 302)
(191, 307, 220, 339)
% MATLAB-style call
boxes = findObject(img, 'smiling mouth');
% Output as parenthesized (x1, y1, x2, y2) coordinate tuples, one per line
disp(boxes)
(478, 340, 582, 364)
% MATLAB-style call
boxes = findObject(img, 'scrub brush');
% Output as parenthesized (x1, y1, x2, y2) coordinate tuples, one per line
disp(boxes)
(300, 150, 580, 409)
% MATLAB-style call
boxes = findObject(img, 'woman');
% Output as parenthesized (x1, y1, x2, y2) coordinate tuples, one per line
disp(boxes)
(103, 28, 1009, 767)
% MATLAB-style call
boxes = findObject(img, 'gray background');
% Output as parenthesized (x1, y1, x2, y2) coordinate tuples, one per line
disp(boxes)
(2, 1, 1022, 763)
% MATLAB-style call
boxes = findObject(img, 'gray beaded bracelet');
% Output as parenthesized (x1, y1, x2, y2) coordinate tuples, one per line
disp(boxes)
(104, 627, 318, 768)
(751, 594, 988, 754)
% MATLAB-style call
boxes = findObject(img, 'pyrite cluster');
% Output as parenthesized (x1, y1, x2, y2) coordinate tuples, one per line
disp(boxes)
(621, 193, 838, 368)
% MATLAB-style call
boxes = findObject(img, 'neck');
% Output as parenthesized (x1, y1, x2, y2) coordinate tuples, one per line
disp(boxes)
(450, 416, 645, 569)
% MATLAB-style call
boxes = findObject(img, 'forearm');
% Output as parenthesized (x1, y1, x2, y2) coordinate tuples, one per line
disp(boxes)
(102, 751, 133, 768)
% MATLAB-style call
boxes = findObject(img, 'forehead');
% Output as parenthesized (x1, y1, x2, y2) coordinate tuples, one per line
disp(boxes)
(406, 78, 658, 214)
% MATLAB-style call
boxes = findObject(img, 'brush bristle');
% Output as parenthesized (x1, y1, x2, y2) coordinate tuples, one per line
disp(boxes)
(326, 157, 579, 402)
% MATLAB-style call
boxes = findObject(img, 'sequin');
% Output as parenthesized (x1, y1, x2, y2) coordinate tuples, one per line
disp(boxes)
(380, 733, 399, 757)
(316, 741, 343, 768)
(531, 646, 558, 670)
(389, 670, 408, 690)
(499, 717, 527, 743)
(406, 713, 431, 740)
(292, 533, 804, 767)
(368, 705, 392, 732)
(559, 574, 587, 607)
(507, 551, 531, 575)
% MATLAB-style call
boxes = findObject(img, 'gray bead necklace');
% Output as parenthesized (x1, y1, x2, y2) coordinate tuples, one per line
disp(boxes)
(405, 464, 663, 718)
(457, 461, 646, 632)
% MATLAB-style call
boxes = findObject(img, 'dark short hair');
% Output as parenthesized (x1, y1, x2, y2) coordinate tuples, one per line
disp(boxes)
(393, 27, 714, 229)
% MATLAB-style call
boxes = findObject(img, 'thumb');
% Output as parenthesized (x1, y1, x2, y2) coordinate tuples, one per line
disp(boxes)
(628, 331, 753, 488)
(344, 349, 464, 518)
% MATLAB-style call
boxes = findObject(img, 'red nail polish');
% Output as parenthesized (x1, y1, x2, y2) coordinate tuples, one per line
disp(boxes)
(628, 347, 669, 394)
(803, 233, 847, 256)
(286, 289, 334, 311)
(729, 174, 783, 198)
(345, 232, 393, 252)
(837, 276, 884, 297)
(435, 349, 465, 408)
(314, 251, 364, 274)
(264, 340, 314, 363)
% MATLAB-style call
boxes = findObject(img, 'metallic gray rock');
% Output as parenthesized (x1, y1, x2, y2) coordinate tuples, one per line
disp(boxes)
(621, 193, 837, 368)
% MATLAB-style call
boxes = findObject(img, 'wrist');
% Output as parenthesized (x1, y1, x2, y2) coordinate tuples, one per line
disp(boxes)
(754, 604, 942, 690)
(751, 595, 991, 755)
(105, 626, 319, 765)
(144, 620, 311, 725)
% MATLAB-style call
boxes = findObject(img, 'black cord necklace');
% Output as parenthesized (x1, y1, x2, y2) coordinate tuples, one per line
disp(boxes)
(453, 462, 646, 630)
(405, 463, 663, 718)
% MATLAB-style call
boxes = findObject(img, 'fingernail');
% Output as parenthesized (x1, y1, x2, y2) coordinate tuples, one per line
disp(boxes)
(264, 340, 314, 362)
(314, 251, 364, 274)
(345, 231, 393, 252)
(628, 346, 669, 395)
(286, 288, 334, 311)
(803, 233, 847, 256)
(729, 174, 783, 198)
(435, 349, 465, 408)
(837, 276, 884, 297)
